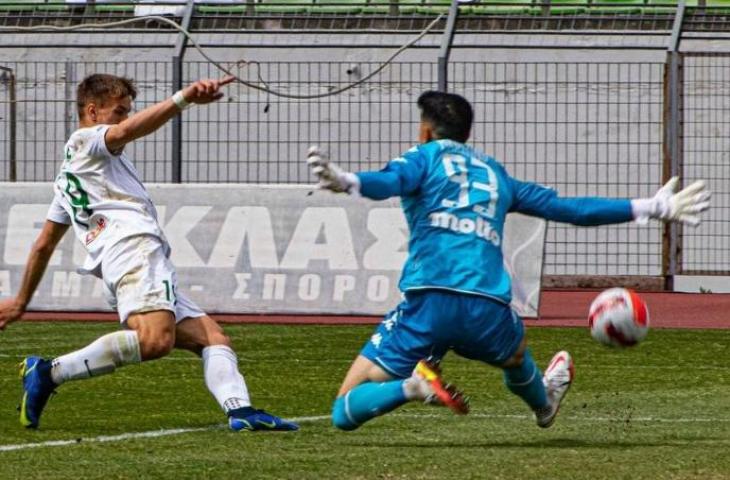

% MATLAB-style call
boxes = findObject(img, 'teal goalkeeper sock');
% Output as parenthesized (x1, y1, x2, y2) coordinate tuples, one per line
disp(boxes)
(332, 380, 408, 431)
(503, 349, 548, 411)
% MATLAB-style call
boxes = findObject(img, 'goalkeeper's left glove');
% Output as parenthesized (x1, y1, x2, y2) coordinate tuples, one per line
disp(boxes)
(631, 176, 711, 226)
(306, 146, 360, 194)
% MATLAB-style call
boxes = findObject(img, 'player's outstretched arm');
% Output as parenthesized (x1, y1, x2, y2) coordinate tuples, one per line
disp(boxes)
(0, 220, 69, 330)
(105, 75, 235, 152)
(631, 176, 711, 226)
(511, 176, 710, 227)
(306, 146, 423, 200)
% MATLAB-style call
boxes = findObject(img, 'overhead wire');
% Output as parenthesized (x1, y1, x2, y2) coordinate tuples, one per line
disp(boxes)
(0, 13, 445, 100)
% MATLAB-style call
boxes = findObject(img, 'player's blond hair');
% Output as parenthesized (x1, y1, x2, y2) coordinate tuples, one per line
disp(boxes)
(77, 74, 137, 119)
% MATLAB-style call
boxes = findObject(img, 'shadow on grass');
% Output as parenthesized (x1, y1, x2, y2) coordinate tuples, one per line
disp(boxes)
(341, 436, 729, 449)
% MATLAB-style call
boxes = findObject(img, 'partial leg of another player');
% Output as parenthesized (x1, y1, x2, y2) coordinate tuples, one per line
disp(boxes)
(332, 354, 403, 431)
(174, 314, 298, 432)
(500, 336, 574, 428)
(332, 354, 469, 431)
(332, 300, 472, 432)
(19, 310, 174, 428)
(535, 350, 574, 428)
(454, 297, 574, 429)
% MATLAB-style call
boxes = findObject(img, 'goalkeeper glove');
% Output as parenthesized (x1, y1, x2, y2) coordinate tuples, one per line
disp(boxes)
(306, 146, 360, 194)
(632, 176, 711, 226)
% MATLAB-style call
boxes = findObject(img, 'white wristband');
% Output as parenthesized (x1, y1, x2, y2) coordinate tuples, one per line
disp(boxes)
(631, 198, 655, 225)
(172, 90, 190, 110)
(342, 172, 361, 195)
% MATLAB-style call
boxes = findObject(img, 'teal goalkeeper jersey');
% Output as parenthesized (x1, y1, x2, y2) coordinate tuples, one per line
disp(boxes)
(355, 139, 633, 304)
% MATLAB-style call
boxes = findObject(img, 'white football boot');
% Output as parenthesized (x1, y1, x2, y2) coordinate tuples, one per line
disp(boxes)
(534, 351, 575, 428)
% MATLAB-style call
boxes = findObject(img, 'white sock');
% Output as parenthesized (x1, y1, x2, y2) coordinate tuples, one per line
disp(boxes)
(50, 330, 141, 385)
(202, 345, 251, 413)
(401, 376, 428, 401)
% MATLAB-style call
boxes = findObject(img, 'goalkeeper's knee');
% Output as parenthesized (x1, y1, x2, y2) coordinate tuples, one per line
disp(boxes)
(331, 395, 360, 431)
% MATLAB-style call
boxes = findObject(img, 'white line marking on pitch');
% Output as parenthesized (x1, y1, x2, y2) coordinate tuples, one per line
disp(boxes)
(0, 415, 330, 453)
(1, 353, 728, 370)
(2, 412, 730, 453)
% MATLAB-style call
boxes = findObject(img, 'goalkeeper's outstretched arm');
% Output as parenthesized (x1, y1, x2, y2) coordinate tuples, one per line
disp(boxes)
(306, 146, 424, 199)
(305, 146, 711, 227)
(510, 177, 710, 227)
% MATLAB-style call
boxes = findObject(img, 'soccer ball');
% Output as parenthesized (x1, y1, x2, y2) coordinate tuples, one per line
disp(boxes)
(588, 288, 650, 347)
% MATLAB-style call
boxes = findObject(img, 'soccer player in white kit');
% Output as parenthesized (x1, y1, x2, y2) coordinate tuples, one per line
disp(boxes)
(0, 73, 298, 431)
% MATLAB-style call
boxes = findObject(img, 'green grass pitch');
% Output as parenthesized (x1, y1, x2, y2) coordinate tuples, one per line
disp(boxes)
(0, 322, 728, 479)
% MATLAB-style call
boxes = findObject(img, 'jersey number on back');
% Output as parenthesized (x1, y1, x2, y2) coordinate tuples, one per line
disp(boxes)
(440, 154, 499, 218)
(64, 172, 93, 228)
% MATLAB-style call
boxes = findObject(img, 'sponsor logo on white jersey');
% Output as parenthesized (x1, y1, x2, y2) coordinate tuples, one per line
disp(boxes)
(85, 215, 108, 246)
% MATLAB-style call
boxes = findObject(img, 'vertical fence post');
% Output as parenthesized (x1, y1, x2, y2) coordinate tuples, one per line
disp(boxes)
(388, 0, 399, 17)
(171, 57, 183, 183)
(662, 1, 686, 290)
(171, 0, 196, 183)
(83, 0, 96, 16)
(541, 0, 551, 18)
(64, 62, 75, 142)
(437, 0, 460, 92)
(0, 66, 16, 182)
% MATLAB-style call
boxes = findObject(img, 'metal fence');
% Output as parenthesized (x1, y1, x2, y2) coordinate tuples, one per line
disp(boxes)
(0, 61, 173, 181)
(182, 61, 436, 183)
(1, 1, 729, 285)
(682, 53, 730, 276)
(453, 61, 666, 278)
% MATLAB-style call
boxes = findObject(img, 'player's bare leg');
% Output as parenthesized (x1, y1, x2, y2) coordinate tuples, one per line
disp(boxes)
(174, 315, 297, 431)
(174, 314, 230, 354)
(126, 310, 176, 360)
(19, 310, 173, 428)
(337, 354, 394, 397)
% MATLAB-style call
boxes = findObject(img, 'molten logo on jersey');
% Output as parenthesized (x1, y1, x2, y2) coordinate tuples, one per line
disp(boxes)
(429, 212, 501, 246)
(85, 216, 108, 245)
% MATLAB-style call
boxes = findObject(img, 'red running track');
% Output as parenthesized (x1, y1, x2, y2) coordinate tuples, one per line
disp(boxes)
(530, 290, 730, 329)
(19, 290, 730, 329)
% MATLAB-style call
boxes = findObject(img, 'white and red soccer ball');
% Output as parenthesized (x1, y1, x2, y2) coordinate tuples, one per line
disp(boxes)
(588, 288, 650, 348)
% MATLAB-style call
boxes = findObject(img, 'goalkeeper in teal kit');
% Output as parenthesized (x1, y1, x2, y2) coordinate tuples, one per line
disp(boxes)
(307, 91, 710, 431)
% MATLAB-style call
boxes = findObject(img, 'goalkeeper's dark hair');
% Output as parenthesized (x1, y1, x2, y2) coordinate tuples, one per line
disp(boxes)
(77, 74, 137, 119)
(417, 91, 473, 143)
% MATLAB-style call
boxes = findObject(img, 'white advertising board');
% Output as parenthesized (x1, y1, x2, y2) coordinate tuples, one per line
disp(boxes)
(0, 183, 545, 317)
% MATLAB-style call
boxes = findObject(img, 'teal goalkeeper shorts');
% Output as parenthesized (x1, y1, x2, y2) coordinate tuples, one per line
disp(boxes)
(360, 289, 525, 378)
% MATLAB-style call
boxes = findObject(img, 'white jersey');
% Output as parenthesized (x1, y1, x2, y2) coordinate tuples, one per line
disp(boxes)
(47, 125, 166, 276)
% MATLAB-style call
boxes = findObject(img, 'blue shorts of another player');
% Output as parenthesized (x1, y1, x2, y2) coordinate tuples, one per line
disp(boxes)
(361, 289, 525, 379)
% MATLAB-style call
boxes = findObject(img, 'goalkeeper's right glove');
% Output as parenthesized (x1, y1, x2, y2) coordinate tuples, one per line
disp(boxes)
(306, 146, 360, 194)
(631, 176, 711, 226)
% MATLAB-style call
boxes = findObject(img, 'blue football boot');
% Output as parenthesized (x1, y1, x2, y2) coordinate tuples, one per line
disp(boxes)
(228, 407, 299, 432)
(18, 356, 57, 429)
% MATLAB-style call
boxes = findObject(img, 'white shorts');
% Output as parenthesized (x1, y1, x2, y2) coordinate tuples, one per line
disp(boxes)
(101, 235, 205, 324)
